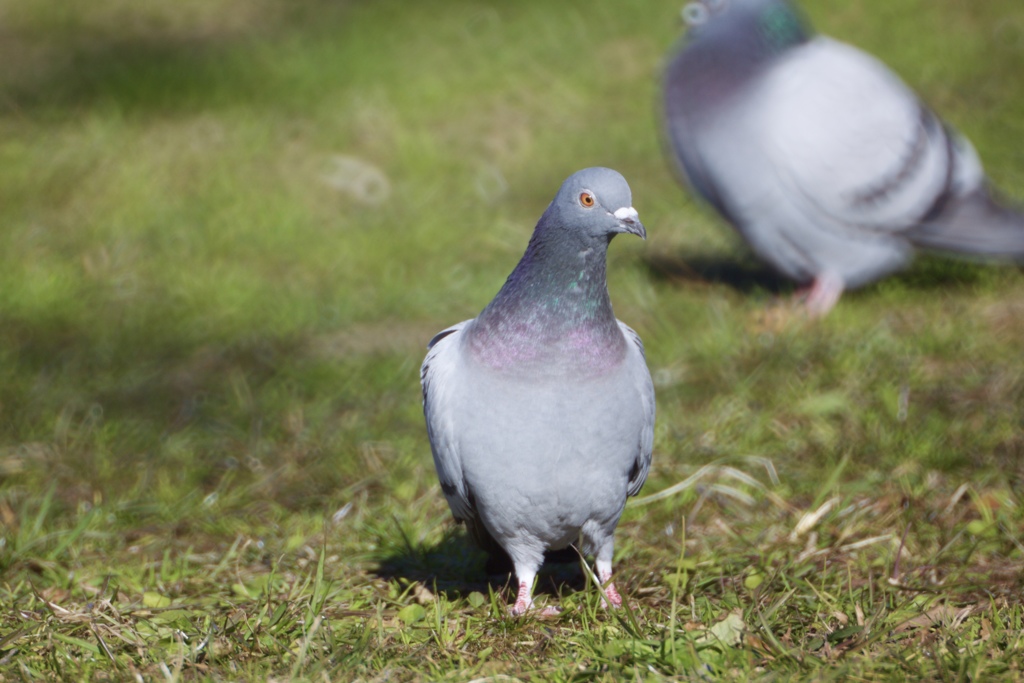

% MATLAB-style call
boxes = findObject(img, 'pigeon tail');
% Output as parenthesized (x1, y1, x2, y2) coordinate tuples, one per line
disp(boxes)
(908, 188, 1024, 259)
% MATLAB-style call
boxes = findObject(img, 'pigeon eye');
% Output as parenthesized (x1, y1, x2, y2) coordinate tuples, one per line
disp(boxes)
(682, 2, 708, 25)
(579, 192, 596, 208)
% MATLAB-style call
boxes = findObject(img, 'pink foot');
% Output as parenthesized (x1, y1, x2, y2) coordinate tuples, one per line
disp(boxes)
(510, 581, 532, 616)
(602, 582, 623, 609)
(597, 565, 623, 609)
(801, 272, 844, 317)
(508, 579, 562, 616)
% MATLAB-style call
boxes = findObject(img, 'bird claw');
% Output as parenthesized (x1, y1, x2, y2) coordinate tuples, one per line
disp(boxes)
(508, 601, 562, 617)
(509, 599, 532, 616)
(600, 582, 623, 609)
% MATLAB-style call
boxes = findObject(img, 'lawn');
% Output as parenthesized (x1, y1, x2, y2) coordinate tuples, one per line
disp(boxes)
(1, 0, 1023, 680)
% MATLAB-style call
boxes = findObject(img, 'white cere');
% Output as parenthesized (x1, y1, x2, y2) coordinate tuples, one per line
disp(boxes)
(613, 206, 640, 222)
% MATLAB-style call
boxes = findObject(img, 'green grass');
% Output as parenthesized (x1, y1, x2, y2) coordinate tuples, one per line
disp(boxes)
(1, 0, 1023, 679)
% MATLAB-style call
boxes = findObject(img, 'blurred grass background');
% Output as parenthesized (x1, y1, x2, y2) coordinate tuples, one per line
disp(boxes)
(1, 0, 1023, 679)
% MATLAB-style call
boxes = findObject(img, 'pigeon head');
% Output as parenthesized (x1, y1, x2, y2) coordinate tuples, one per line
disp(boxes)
(665, 0, 811, 117)
(536, 167, 646, 245)
(681, 0, 810, 59)
(469, 168, 644, 373)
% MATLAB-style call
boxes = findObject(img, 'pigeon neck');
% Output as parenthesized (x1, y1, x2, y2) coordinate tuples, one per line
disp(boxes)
(491, 230, 616, 320)
(756, 3, 808, 55)
(470, 228, 626, 373)
(678, 6, 809, 111)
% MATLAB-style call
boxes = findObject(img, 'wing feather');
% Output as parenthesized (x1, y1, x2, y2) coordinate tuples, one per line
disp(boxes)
(759, 38, 958, 232)
(421, 319, 475, 522)
(618, 321, 655, 498)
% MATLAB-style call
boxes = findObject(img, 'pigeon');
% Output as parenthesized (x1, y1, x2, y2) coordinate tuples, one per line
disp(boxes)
(421, 167, 655, 615)
(663, 0, 1024, 315)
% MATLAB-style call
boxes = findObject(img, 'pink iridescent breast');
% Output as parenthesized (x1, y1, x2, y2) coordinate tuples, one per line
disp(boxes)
(466, 316, 627, 377)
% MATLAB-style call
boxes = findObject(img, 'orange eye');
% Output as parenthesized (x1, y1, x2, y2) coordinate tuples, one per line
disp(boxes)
(579, 192, 595, 208)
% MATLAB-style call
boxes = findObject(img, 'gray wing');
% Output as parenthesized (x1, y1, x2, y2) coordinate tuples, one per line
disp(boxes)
(618, 321, 655, 498)
(420, 319, 475, 521)
(749, 37, 1024, 266)
(751, 38, 974, 233)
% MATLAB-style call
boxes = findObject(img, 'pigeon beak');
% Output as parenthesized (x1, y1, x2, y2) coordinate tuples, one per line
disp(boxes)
(613, 206, 646, 240)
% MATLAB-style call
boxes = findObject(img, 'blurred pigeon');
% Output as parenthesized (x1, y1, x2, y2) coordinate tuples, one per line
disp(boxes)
(421, 168, 655, 615)
(663, 0, 1024, 315)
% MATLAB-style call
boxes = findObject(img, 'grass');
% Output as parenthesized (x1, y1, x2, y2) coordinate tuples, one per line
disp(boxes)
(1, 0, 1023, 679)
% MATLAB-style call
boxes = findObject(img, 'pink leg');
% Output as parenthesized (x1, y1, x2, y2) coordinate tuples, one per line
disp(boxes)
(509, 573, 560, 616)
(597, 558, 623, 608)
(803, 272, 845, 317)
(510, 579, 534, 616)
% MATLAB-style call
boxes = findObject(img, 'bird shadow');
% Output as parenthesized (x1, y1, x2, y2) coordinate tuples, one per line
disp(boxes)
(643, 250, 1002, 297)
(373, 530, 587, 605)
(884, 254, 1009, 290)
(642, 251, 794, 295)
